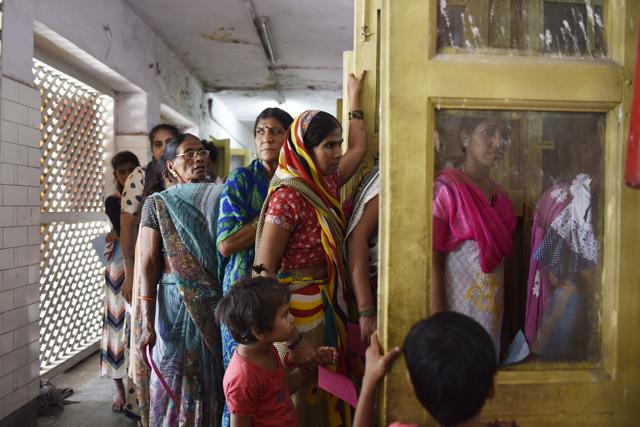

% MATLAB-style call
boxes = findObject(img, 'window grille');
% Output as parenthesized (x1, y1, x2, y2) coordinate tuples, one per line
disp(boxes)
(33, 60, 114, 373)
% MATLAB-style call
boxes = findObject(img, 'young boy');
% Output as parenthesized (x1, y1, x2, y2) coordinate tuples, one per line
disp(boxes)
(215, 276, 334, 427)
(354, 312, 517, 427)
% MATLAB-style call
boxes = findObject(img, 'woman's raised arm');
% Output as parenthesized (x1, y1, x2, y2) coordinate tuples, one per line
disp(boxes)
(338, 71, 368, 186)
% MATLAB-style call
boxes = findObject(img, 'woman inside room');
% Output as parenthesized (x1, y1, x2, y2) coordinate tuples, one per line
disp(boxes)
(524, 133, 600, 361)
(216, 107, 293, 426)
(100, 150, 140, 414)
(431, 115, 516, 358)
(253, 71, 367, 427)
(136, 134, 224, 426)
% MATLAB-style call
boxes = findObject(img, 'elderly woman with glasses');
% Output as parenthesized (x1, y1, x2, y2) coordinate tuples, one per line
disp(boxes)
(135, 134, 225, 426)
(431, 116, 516, 358)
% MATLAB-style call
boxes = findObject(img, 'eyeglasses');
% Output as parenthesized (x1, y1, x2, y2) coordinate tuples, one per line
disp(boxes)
(255, 126, 286, 137)
(175, 150, 209, 160)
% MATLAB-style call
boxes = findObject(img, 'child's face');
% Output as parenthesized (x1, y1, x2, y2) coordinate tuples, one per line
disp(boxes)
(267, 302, 296, 343)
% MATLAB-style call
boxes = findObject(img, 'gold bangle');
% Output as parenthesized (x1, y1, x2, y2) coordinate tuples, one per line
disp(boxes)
(138, 295, 155, 302)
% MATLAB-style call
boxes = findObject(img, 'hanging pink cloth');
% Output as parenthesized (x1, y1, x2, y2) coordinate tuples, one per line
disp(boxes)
(432, 168, 516, 273)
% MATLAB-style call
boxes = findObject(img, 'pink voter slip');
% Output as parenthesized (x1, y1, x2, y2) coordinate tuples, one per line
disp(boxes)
(317, 365, 358, 408)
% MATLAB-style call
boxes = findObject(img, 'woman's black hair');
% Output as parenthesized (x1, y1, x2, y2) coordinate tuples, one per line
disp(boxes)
(301, 111, 341, 151)
(156, 133, 201, 183)
(110, 150, 140, 193)
(148, 123, 180, 148)
(253, 107, 294, 136)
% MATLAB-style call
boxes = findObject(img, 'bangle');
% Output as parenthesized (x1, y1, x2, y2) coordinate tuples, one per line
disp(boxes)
(286, 333, 303, 350)
(138, 295, 155, 302)
(348, 110, 364, 120)
(358, 307, 376, 318)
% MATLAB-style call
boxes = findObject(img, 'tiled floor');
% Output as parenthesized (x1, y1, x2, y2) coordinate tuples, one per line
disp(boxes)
(37, 353, 138, 427)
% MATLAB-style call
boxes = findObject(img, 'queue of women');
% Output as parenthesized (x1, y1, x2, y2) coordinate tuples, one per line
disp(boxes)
(98, 69, 598, 426)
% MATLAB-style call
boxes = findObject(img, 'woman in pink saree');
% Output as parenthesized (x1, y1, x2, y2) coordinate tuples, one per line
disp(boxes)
(431, 116, 516, 356)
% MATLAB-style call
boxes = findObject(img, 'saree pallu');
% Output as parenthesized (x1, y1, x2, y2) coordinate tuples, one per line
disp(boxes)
(133, 183, 225, 427)
(150, 274, 222, 426)
(274, 273, 348, 427)
(217, 161, 269, 366)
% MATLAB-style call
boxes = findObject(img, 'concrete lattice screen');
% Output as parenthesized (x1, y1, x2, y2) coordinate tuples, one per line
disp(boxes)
(33, 60, 112, 373)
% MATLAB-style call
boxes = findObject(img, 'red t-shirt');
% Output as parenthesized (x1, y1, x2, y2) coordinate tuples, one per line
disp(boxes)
(223, 347, 298, 427)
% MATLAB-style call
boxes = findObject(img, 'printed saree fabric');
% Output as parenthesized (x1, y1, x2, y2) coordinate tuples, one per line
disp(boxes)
(255, 110, 351, 427)
(216, 159, 269, 366)
(134, 183, 224, 427)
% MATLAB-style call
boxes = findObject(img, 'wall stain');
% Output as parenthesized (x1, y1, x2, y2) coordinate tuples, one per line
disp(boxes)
(200, 28, 256, 45)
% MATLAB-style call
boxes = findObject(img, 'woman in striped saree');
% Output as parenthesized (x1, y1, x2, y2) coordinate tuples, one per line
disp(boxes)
(100, 150, 140, 414)
(254, 71, 367, 427)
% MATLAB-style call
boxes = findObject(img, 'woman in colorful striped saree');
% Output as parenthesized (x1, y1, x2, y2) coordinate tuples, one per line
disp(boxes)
(254, 71, 367, 427)
(136, 134, 224, 426)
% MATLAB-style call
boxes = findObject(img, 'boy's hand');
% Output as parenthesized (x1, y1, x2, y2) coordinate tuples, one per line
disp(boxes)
(363, 332, 401, 384)
(315, 346, 338, 365)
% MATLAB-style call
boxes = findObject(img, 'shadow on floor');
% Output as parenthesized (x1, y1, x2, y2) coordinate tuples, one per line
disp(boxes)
(37, 353, 138, 427)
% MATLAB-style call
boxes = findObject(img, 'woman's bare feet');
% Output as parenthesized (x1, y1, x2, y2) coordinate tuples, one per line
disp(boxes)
(112, 379, 126, 412)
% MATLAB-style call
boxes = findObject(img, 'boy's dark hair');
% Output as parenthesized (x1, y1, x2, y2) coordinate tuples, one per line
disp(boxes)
(215, 277, 290, 345)
(403, 312, 497, 426)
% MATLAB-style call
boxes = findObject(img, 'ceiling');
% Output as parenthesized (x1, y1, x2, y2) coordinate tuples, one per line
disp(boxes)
(124, 0, 354, 122)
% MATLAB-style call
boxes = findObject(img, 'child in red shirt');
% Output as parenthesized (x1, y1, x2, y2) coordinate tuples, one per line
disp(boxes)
(215, 276, 335, 427)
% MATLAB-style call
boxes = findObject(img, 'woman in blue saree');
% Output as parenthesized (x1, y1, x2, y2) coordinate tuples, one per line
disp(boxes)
(136, 134, 224, 426)
(216, 108, 292, 426)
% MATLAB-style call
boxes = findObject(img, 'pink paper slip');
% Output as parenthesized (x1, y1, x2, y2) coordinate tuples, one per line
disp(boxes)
(347, 322, 367, 356)
(317, 366, 358, 408)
